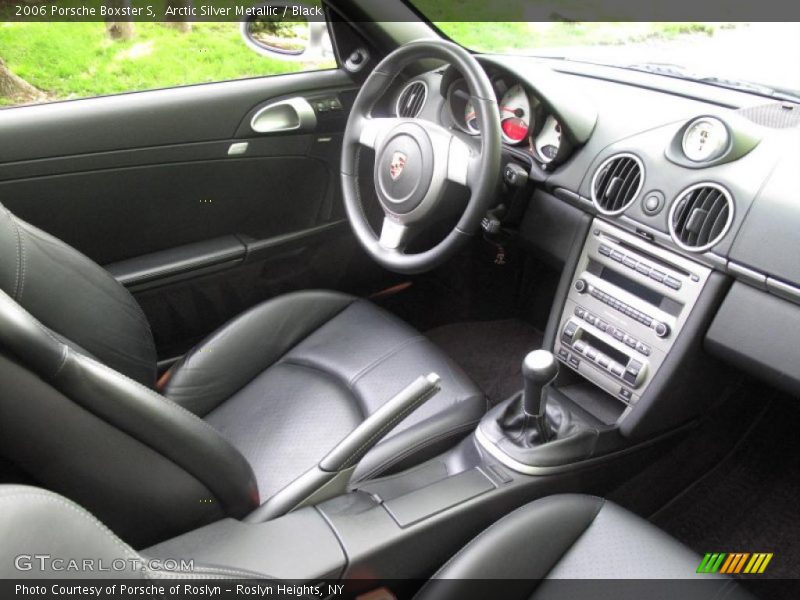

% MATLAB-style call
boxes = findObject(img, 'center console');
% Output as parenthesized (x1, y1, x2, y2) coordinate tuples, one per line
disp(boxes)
(147, 215, 727, 593)
(556, 219, 711, 411)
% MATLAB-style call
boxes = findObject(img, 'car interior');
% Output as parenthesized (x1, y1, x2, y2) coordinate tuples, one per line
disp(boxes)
(0, 2, 798, 599)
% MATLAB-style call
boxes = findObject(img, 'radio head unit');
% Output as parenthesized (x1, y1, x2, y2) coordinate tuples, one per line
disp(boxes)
(556, 219, 711, 409)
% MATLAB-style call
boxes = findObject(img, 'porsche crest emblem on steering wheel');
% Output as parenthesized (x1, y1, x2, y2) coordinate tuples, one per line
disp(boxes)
(389, 151, 407, 181)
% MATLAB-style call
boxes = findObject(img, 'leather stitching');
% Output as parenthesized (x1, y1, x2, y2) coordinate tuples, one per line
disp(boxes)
(8, 211, 25, 301)
(347, 333, 427, 387)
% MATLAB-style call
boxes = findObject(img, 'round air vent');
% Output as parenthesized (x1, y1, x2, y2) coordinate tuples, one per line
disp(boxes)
(669, 183, 734, 252)
(591, 153, 644, 215)
(395, 81, 428, 118)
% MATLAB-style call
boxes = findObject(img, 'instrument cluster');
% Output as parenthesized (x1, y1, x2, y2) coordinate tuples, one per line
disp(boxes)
(447, 75, 563, 164)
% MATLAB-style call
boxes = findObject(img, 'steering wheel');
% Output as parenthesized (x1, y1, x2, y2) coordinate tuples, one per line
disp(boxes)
(341, 40, 502, 274)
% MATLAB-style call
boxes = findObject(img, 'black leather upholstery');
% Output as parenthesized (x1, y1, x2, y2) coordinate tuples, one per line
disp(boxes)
(168, 291, 487, 497)
(416, 494, 753, 600)
(0, 204, 156, 386)
(0, 203, 487, 546)
(0, 485, 265, 580)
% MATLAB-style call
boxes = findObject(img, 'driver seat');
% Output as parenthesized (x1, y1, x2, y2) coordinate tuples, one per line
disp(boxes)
(0, 204, 486, 547)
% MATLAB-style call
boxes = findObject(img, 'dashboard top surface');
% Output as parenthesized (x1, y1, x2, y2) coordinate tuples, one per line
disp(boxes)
(388, 55, 800, 287)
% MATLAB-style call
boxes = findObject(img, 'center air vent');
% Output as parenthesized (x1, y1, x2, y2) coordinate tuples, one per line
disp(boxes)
(669, 183, 734, 252)
(591, 153, 644, 215)
(396, 81, 427, 118)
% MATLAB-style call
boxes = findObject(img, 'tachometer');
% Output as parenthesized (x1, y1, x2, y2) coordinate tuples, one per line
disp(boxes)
(499, 84, 531, 144)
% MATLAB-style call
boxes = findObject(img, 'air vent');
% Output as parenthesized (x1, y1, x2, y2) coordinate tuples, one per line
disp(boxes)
(591, 153, 644, 215)
(669, 183, 734, 252)
(395, 81, 427, 118)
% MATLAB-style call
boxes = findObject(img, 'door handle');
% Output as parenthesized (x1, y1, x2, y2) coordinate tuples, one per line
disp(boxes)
(250, 97, 317, 133)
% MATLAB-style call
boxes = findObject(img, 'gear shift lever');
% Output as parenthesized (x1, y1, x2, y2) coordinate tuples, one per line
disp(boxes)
(522, 350, 559, 443)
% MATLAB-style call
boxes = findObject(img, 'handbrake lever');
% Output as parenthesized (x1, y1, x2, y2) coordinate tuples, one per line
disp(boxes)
(246, 373, 442, 522)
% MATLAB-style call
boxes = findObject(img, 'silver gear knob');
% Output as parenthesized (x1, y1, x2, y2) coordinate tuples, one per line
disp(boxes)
(522, 350, 559, 417)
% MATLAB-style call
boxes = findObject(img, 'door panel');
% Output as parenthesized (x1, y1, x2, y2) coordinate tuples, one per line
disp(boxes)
(2, 155, 332, 263)
(0, 69, 393, 360)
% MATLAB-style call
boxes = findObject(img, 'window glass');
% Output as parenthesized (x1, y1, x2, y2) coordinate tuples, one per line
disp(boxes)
(0, 18, 336, 108)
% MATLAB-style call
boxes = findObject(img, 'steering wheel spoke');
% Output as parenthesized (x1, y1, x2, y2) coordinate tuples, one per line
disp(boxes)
(358, 117, 404, 150)
(378, 217, 410, 251)
(446, 133, 481, 189)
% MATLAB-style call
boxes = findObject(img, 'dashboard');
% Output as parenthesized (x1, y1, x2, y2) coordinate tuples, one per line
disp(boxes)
(386, 54, 800, 404)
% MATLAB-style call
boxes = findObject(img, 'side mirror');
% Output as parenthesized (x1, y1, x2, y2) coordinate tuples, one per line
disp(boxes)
(241, 1, 330, 62)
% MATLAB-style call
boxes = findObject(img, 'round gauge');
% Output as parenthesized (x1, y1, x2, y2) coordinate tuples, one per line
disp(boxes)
(464, 99, 480, 134)
(499, 84, 531, 144)
(682, 117, 730, 162)
(533, 115, 562, 163)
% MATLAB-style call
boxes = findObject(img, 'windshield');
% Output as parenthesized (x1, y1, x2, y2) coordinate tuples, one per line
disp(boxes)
(407, 11, 800, 98)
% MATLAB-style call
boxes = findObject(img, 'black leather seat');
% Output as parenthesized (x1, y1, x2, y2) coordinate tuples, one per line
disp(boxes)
(0, 204, 486, 546)
(417, 494, 752, 600)
(0, 486, 754, 599)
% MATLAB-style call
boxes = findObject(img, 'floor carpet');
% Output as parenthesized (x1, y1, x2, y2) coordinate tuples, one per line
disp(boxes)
(651, 399, 800, 597)
(426, 319, 543, 405)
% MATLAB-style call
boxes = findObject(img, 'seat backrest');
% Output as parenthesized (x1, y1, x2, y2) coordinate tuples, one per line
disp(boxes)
(0, 205, 259, 546)
(0, 203, 156, 386)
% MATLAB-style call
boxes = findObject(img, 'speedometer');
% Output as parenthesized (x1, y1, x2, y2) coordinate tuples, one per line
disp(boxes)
(499, 84, 531, 144)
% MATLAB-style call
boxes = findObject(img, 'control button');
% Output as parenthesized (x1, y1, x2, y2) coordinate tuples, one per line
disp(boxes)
(691, 274, 700, 282)
(562, 322, 578, 344)
(575, 307, 585, 318)
(649, 269, 666, 283)
(613, 330, 625, 342)
(598, 244, 612, 256)
(624, 360, 643, 385)
(654, 322, 670, 338)
(606, 325, 615, 336)
(640, 315, 653, 327)
(568, 355, 581, 368)
(636, 342, 652, 356)
(598, 320, 609, 332)
(610, 363, 624, 377)
(624, 335, 637, 348)
(664, 276, 682, 290)
(574, 279, 588, 293)
(623, 257, 637, 269)
(635, 263, 651, 276)
(619, 387, 633, 401)
(598, 355, 610, 368)
(586, 314, 597, 326)
(643, 194, 662, 214)
(610, 251, 624, 262)
(586, 348, 598, 361)
(557, 348, 570, 360)
(574, 341, 587, 354)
